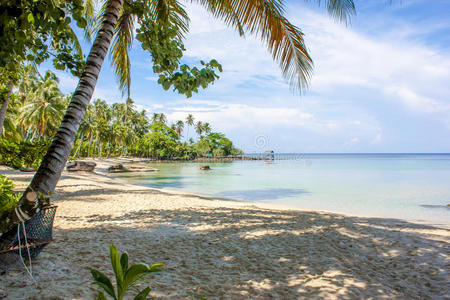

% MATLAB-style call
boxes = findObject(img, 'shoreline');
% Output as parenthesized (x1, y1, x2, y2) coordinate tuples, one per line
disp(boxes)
(3, 157, 450, 229)
(1, 161, 449, 298)
(92, 158, 450, 229)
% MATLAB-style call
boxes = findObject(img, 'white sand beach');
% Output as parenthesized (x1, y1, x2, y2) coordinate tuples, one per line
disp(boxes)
(0, 160, 449, 299)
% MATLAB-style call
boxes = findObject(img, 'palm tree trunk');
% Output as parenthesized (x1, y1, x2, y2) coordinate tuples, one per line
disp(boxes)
(0, 0, 123, 235)
(74, 132, 84, 158)
(0, 82, 13, 135)
(88, 133, 93, 157)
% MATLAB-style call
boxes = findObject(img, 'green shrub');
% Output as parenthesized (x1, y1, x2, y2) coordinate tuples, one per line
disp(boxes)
(0, 175, 20, 219)
(0, 139, 21, 168)
(212, 148, 225, 157)
(0, 139, 50, 169)
(91, 245, 163, 300)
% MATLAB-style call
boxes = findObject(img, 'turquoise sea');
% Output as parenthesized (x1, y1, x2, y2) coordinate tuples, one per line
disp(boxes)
(112, 154, 450, 226)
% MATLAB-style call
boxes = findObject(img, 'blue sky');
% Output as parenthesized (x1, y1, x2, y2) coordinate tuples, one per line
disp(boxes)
(50, 0, 450, 153)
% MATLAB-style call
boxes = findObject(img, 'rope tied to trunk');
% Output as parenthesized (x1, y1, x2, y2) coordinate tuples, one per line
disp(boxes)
(15, 207, 36, 282)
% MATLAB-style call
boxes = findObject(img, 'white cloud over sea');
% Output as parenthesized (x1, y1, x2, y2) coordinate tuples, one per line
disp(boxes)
(52, 0, 450, 152)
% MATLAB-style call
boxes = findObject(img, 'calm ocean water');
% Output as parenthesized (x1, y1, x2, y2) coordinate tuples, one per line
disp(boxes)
(112, 154, 450, 225)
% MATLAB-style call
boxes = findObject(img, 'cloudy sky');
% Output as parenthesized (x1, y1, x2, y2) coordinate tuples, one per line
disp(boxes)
(53, 0, 450, 153)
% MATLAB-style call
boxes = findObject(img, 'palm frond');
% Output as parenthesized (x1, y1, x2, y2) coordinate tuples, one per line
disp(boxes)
(91, 0, 110, 40)
(111, 8, 135, 97)
(194, 0, 314, 92)
(307, 0, 355, 24)
(147, 0, 190, 40)
(82, 0, 98, 42)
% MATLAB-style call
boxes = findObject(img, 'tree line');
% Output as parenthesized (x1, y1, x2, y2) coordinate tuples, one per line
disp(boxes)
(1, 66, 242, 164)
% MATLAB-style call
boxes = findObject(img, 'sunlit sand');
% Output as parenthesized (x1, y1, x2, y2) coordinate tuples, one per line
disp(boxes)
(1, 161, 448, 299)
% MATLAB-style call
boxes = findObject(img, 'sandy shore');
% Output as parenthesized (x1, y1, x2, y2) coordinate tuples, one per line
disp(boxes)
(0, 159, 449, 299)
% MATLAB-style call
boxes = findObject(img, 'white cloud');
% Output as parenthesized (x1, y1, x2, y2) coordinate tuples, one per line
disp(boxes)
(166, 102, 315, 130)
(55, 71, 77, 91)
(293, 8, 450, 117)
(383, 86, 450, 113)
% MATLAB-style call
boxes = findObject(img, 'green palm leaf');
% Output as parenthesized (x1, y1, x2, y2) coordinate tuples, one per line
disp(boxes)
(111, 9, 135, 97)
(91, 269, 117, 299)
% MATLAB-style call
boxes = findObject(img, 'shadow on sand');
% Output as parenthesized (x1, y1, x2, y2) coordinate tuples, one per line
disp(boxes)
(1, 180, 449, 299)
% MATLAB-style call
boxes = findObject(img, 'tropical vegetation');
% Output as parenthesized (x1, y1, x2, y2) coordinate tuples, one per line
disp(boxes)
(0, 68, 241, 164)
(0, 0, 356, 238)
(0, 175, 20, 220)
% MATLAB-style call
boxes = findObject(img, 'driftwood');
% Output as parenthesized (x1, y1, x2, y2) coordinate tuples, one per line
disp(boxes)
(66, 161, 96, 172)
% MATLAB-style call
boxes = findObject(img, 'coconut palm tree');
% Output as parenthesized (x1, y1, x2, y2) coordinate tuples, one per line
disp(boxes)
(0, 64, 38, 135)
(158, 113, 167, 124)
(203, 122, 211, 135)
(175, 120, 184, 137)
(195, 121, 203, 138)
(0, 82, 13, 136)
(0, 91, 21, 141)
(124, 97, 135, 124)
(19, 71, 66, 140)
(2, 0, 355, 234)
(185, 113, 194, 142)
(151, 112, 159, 124)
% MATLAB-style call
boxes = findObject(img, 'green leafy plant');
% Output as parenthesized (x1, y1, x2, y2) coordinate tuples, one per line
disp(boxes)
(91, 245, 163, 300)
(0, 175, 21, 219)
(0, 139, 50, 169)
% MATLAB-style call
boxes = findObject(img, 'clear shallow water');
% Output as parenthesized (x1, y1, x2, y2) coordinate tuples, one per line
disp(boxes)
(112, 154, 450, 225)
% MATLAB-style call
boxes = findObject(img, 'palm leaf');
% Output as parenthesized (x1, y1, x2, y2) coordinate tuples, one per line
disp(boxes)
(111, 8, 134, 97)
(82, 0, 98, 42)
(133, 287, 151, 300)
(193, 0, 355, 92)
(308, 0, 356, 24)
(90, 269, 117, 299)
(148, 0, 190, 40)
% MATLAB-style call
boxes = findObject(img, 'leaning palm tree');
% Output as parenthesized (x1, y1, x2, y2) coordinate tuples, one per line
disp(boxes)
(1, 0, 355, 234)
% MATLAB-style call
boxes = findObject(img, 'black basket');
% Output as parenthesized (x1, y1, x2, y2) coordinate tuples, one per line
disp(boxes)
(0, 206, 57, 260)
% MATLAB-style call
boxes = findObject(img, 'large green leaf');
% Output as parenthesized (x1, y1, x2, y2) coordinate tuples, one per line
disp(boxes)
(123, 263, 162, 289)
(90, 269, 116, 299)
(94, 291, 108, 300)
(109, 245, 124, 297)
(123, 264, 150, 287)
(120, 252, 129, 273)
(133, 287, 151, 300)
(148, 264, 164, 273)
